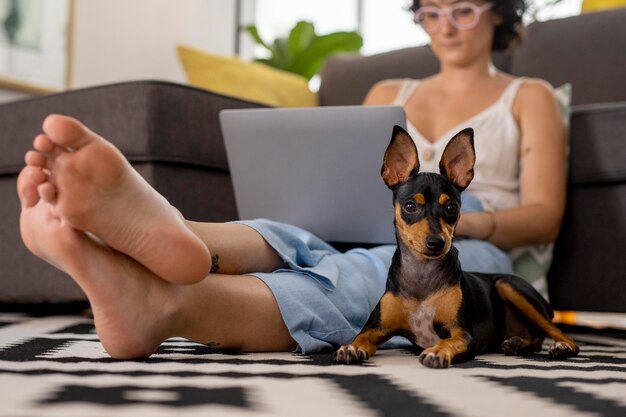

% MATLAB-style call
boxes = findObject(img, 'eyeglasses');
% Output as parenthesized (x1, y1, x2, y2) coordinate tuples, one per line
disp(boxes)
(414, 2, 494, 34)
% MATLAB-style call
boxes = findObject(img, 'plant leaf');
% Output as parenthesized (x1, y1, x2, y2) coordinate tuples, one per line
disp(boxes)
(287, 21, 316, 57)
(269, 37, 293, 69)
(244, 24, 269, 50)
(289, 31, 363, 79)
(247, 21, 363, 80)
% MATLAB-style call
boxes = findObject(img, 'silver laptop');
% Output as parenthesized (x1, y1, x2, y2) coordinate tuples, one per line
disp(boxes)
(219, 106, 407, 245)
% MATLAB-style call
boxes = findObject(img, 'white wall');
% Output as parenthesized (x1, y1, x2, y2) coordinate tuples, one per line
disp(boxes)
(0, 0, 239, 102)
(0, 89, 29, 103)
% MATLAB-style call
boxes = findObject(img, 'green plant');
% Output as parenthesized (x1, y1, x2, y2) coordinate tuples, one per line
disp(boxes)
(244, 20, 363, 81)
(3, 0, 21, 44)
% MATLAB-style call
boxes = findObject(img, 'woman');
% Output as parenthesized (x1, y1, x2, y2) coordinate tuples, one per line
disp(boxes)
(17, 0, 566, 358)
(366, 0, 565, 252)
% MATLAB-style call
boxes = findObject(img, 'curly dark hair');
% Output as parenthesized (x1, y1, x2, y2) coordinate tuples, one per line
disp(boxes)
(409, 0, 527, 51)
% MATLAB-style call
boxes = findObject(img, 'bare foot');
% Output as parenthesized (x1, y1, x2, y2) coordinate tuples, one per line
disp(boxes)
(24, 114, 211, 285)
(18, 165, 180, 358)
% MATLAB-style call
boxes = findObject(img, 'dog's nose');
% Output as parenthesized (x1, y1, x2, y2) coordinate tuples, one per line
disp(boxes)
(425, 235, 445, 252)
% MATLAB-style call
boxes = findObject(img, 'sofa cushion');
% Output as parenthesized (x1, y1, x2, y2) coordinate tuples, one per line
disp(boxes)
(318, 47, 510, 106)
(0, 80, 265, 176)
(509, 7, 626, 105)
(319, 46, 439, 106)
(567, 102, 626, 185)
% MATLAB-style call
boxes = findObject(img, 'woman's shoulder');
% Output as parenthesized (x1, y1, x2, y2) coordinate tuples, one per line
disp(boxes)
(513, 77, 560, 114)
(363, 78, 421, 105)
(363, 79, 404, 105)
(510, 76, 565, 131)
(516, 77, 558, 102)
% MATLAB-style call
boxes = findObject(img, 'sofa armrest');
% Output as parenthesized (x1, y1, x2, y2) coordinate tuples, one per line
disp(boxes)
(0, 80, 267, 175)
(0, 81, 265, 302)
(547, 102, 626, 312)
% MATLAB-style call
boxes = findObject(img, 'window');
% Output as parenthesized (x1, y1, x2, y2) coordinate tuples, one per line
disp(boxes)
(361, 0, 428, 55)
(241, 0, 584, 59)
(238, 0, 427, 60)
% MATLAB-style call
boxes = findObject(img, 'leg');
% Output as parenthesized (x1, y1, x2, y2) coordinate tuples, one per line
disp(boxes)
(419, 327, 471, 368)
(501, 336, 543, 356)
(500, 303, 544, 356)
(185, 221, 284, 275)
(335, 293, 406, 365)
(495, 279, 579, 359)
(25, 114, 212, 285)
(455, 238, 514, 274)
(176, 274, 296, 352)
(334, 327, 393, 364)
(17, 167, 295, 358)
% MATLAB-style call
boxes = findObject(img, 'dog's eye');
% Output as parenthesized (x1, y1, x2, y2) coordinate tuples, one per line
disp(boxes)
(403, 201, 418, 213)
(445, 202, 459, 216)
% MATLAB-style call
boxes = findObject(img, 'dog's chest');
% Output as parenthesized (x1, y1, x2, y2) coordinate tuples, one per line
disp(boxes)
(407, 304, 441, 348)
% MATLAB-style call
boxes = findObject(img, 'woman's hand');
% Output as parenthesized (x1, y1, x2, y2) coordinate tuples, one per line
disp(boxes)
(455, 211, 495, 241)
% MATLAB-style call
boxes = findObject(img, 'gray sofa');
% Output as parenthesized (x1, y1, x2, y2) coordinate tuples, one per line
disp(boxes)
(1, 8, 625, 313)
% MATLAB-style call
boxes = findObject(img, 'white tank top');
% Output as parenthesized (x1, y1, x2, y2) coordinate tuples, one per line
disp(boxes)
(392, 78, 525, 212)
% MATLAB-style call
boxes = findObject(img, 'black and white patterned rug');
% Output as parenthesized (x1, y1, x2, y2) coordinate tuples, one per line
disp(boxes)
(1, 310, 625, 416)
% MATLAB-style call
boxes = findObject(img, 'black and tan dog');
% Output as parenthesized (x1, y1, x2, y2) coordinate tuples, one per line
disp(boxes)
(334, 126, 579, 368)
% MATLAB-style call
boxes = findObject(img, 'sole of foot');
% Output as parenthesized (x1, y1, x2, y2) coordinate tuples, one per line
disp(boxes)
(18, 165, 178, 358)
(26, 114, 212, 285)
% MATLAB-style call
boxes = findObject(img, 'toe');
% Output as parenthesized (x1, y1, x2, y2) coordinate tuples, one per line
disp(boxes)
(419, 350, 451, 368)
(38, 182, 58, 204)
(33, 134, 56, 153)
(43, 114, 94, 150)
(334, 345, 368, 365)
(25, 150, 49, 168)
(548, 341, 579, 359)
(17, 166, 47, 208)
(502, 336, 523, 356)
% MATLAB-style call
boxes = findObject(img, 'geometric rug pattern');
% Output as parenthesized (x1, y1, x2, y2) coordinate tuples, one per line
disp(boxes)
(1, 312, 625, 416)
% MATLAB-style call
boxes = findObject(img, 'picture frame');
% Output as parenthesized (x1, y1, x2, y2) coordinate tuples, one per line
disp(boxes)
(0, 0, 74, 94)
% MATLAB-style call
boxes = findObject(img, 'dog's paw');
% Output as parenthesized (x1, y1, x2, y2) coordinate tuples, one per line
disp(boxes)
(418, 347, 452, 369)
(502, 336, 524, 356)
(548, 340, 580, 359)
(501, 336, 542, 356)
(334, 345, 368, 365)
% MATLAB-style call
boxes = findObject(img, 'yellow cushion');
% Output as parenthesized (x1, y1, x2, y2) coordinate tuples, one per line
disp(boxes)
(581, 0, 626, 12)
(177, 45, 318, 108)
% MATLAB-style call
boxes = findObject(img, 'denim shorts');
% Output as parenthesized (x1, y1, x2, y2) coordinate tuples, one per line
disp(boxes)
(234, 194, 512, 353)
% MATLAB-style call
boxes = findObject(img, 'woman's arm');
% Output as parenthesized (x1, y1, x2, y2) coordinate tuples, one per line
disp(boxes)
(456, 80, 567, 249)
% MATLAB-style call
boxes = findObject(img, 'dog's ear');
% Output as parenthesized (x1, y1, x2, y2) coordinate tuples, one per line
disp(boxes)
(439, 128, 476, 191)
(381, 125, 420, 188)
